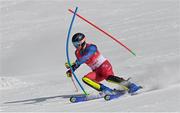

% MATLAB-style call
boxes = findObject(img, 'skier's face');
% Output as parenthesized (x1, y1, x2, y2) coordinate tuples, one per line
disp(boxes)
(73, 38, 86, 49)
(73, 41, 81, 48)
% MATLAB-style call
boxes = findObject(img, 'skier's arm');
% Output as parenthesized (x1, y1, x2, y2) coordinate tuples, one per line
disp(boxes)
(68, 45, 97, 74)
(76, 45, 97, 67)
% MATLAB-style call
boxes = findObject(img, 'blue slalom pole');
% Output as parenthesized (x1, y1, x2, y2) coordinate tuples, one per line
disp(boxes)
(65, 7, 88, 95)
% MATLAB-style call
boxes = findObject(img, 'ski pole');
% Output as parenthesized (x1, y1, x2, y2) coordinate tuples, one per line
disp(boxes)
(68, 9, 136, 56)
(66, 7, 88, 95)
(71, 76, 78, 92)
(65, 62, 78, 92)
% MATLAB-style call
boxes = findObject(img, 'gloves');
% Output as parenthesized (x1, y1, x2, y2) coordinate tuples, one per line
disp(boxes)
(65, 61, 80, 71)
(65, 61, 80, 78)
(66, 69, 72, 78)
(65, 61, 76, 69)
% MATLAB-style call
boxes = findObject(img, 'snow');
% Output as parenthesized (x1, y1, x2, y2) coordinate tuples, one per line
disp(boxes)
(0, 77, 28, 90)
(0, 0, 180, 112)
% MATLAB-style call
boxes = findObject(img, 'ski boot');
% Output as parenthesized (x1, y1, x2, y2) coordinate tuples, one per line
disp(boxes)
(119, 78, 142, 94)
(100, 84, 115, 95)
(128, 83, 142, 94)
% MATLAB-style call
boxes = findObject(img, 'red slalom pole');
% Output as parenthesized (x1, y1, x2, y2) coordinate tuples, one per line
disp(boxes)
(68, 9, 136, 56)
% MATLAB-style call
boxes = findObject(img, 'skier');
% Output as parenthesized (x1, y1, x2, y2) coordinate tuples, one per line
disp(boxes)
(65, 33, 141, 94)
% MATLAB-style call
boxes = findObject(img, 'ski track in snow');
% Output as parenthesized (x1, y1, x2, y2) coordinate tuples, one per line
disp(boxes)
(0, 0, 180, 112)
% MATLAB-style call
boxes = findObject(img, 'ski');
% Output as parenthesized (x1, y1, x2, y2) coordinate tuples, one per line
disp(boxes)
(104, 86, 143, 101)
(129, 86, 143, 95)
(70, 93, 104, 103)
(104, 90, 126, 101)
(70, 86, 143, 103)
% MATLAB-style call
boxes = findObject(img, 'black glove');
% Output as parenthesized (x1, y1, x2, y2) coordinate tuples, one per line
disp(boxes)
(66, 69, 72, 78)
(65, 62, 75, 69)
(65, 61, 80, 71)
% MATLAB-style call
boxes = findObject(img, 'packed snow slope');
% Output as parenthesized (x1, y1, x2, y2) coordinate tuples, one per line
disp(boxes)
(0, 0, 180, 112)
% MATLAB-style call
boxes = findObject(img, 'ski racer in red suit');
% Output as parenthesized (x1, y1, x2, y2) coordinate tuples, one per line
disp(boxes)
(66, 33, 141, 94)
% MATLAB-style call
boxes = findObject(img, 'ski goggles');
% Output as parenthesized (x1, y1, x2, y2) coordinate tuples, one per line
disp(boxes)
(73, 38, 86, 48)
(73, 42, 81, 48)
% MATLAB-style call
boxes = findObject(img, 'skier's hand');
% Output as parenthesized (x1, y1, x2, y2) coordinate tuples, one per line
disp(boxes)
(65, 62, 76, 69)
(65, 61, 80, 72)
(66, 69, 72, 78)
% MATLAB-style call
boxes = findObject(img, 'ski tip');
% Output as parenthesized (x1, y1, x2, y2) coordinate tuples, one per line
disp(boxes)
(70, 96, 77, 103)
(104, 95, 111, 101)
(139, 86, 143, 89)
(127, 77, 132, 81)
(104, 92, 123, 101)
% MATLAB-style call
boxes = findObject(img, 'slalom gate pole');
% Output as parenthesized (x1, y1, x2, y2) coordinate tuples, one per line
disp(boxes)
(66, 7, 88, 95)
(68, 9, 136, 56)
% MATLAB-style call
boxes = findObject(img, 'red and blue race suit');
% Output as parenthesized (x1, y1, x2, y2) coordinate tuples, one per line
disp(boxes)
(75, 43, 114, 82)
